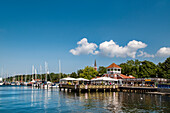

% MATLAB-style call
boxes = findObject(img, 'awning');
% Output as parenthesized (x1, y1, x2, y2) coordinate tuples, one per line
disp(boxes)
(60, 77, 77, 81)
(76, 78, 89, 81)
(91, 77, 118, 81)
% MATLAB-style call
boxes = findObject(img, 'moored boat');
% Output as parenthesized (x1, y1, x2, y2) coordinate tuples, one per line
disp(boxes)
(10, 82, 16, 85)
(0, 77, 4, 85)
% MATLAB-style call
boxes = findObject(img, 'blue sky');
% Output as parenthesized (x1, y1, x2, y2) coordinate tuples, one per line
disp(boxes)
(0, 0, 170, 76)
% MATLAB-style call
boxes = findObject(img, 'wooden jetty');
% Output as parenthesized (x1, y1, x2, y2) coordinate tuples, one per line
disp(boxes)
(59, 84, 158, 93)
(59, 84, 119, 92)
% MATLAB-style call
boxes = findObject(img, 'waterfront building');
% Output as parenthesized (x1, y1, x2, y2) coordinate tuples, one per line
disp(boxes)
(103, 63, 135, 79)
(122, 78, 170, 87)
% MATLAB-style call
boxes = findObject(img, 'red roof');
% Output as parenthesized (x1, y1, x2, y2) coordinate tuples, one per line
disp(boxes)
(107, 63, 121, 69)
(119, 74, 135, 79)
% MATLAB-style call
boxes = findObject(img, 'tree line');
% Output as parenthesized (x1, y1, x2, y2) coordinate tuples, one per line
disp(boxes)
(6, 57, 170, 82)
(119, 57, 170, 78)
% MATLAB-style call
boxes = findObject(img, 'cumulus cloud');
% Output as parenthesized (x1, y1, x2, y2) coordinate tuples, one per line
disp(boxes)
(70, 38, 99, 55)
(137, 50, 155, 58)
(99, 40, 147, 58)
(156, 47, 170, 57)
(70, 38, 169, 58)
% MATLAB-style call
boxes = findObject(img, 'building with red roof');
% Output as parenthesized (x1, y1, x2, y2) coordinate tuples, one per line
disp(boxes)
(103, 62, 135, 79)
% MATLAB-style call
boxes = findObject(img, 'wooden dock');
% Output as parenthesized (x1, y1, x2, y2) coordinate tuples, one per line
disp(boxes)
(59, 84, 158, 93)
(59, 84, 119, 92)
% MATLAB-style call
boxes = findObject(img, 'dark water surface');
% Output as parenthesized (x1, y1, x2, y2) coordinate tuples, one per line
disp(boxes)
(0, 86, 170, 113)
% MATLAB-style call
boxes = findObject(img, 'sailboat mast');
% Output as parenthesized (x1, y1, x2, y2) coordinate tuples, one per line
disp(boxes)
(40, 65, 42, 81)
(24, 68, 27, 82)
(25, 74, 26, 82)
(6, 70, 8, 82)
(18, 75, 19, 82)
(21, 75, 23, 83)
(25, 69, 27, 82)
(32, 65, 34, 81)
(1, 67, 3, 81)
(59, 60, 61, 79)
(45, 62, 48, 82)
(35, 69, 37, 81)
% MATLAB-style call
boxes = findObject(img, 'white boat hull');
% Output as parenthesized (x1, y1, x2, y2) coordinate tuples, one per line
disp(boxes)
(0, 82, 4, 85)
(49, 85, 59, 88)
(44, 85, 48, 89)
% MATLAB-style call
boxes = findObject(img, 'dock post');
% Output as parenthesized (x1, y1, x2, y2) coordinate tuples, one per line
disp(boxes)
(79, 89, 81, 93)
(96, 89, 98, 92)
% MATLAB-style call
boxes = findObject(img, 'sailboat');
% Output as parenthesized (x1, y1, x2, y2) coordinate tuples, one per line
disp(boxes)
(16, 75, 21, 85)
(0, 77, 4, 85)
(33, 68, 38, 87)
(31, 65, 36, 86)
(27, 65, 35, 86)
(24, 74, 28, 86)
(44, 62, 49, 89)
(0, 68, 4, 85)
(49, 60, 61, 88)
(10, 76, 16, 85)
(43, 61, 55, 88)
(20, 75, 24, 85)
(40, 65, 44, 88)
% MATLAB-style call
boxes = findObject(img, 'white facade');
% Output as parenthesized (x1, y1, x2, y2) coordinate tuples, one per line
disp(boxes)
(107, 68, 121, 74)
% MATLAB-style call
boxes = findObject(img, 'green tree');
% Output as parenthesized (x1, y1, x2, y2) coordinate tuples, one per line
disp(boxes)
(77, 69, 83, 76)
(120, 60, 141, 78)
(98, 66, 106, 76)
(79, 66, 98, 80)
(120, 63, 131, 75)
(139, 60, 158, 78)
(61, 73, 68, 79)
(70, 72, 78, 78)
(157, 57, 170, 78)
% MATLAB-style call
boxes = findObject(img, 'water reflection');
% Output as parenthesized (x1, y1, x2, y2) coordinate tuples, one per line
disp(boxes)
(61, 91, 170, 112)
(0, 86, 170, 113)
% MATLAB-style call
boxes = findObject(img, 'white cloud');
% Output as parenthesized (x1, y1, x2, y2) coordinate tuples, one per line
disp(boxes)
(70, 38, 169, 59)
(70, 38, 99, 55)
(156, 47, 170, 57)
(99, 40, 147, 58)
(137, 50, 155, 58)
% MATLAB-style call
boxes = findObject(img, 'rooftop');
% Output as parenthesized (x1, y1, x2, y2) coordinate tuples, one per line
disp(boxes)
(107, 63, 121, 69)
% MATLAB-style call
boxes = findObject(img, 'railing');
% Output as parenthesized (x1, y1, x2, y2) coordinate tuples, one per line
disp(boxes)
(123, 78, 170, 82)
(59, 84, 118, 89)
(158, 84, 170, 89)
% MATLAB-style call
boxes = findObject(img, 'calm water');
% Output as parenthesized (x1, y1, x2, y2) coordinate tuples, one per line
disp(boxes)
(0, 86, 170, 113)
